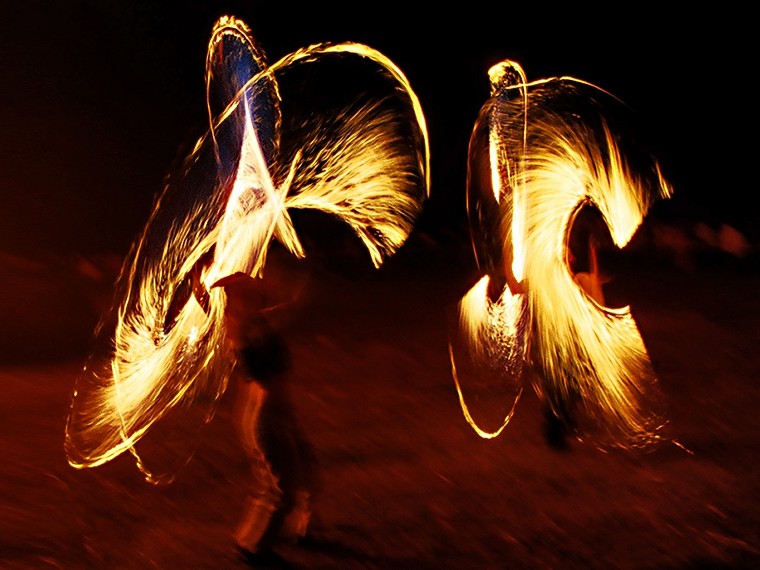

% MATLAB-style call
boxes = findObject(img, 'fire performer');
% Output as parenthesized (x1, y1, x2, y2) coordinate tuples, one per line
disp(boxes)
(543, 207, 614, 449)
(210, 259, 320, 567)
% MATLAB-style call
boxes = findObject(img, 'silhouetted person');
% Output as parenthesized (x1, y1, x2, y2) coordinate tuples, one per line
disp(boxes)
(212, 267, 320, 568)
(543, 206, 612, 450)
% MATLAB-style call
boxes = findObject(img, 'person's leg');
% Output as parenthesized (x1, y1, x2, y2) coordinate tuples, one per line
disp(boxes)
(234, 481, 281, 553)
(542, 384, 579, 451)
(280, 427, 321, 543)
(253, 426, 301, 550)
(233, 382, 283, 554)
(258, 396, 323, 544)
(543, 403, 571, 450)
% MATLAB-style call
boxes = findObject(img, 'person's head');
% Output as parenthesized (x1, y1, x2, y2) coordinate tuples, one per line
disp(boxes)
(211, 272, 271, 348)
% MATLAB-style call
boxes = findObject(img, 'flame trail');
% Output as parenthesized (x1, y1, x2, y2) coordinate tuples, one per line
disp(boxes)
(451, 60, 672, 447)
(65, 16, 429, 483)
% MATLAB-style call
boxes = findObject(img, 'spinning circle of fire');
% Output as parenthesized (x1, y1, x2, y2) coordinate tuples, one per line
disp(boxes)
(449, 60, 674, 449)
(64, 16, 430, 483)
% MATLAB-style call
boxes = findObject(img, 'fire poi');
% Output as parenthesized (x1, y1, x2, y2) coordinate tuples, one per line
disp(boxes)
(64, 16, 430, 484)
(449, 60, 674, 449)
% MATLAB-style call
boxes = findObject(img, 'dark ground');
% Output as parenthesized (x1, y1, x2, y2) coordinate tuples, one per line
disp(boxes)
(1, 229, 759, 569)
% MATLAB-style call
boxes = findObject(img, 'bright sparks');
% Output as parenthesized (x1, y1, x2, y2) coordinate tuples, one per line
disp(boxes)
(451, 60, 672, 448)
(65, 16, 429, 483)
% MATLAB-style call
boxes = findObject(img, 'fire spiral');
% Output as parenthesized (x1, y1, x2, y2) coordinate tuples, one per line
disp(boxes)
(65, 16, 429, 483)
(450, 60, 672, 448)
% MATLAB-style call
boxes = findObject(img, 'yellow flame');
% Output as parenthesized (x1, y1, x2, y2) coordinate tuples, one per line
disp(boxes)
(489, 60, 528, 282)
(453, 61, 672, 447)
(65, 16, 429, 482)
(450, 276, 525, 438)
(522, 112, 670, 447)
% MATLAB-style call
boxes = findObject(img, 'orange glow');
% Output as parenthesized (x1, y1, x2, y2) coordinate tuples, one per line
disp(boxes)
(451, 60, 672, 447)
(65, 16, 429, 483)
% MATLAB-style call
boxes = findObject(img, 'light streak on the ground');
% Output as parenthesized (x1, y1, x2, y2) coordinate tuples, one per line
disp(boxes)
(65, 16, 429, 483)
(451, 60, 672, 447)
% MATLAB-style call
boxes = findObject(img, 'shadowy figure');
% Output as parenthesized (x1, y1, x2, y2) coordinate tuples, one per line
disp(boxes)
(211, 265, 321, 568)
(542, 206, 612, 450)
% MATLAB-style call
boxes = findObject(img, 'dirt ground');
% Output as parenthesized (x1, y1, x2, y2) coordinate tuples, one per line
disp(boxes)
(1, 228, 759, 569)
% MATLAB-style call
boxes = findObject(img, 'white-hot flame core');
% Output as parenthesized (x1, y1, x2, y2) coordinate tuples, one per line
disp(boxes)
(453, 63, 672, 447)
(65, 16, 429, 482)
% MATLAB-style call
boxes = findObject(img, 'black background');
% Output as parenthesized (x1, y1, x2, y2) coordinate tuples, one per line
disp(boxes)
(1, 1, 753, 257)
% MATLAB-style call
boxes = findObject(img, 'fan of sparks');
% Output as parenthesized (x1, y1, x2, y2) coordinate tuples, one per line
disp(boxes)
(64, 16, 430, 483)
(449, 60, 673, 448)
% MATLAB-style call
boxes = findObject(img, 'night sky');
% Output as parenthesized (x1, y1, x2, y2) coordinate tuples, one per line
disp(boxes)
(1, 1, 753, 258)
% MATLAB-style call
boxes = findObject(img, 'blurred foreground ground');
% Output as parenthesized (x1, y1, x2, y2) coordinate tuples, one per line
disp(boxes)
(1, 229, 759, 569)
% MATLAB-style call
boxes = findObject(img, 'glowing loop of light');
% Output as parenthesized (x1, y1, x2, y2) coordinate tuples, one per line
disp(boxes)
(65, 15, 430, 483)
(451, 60, 672, 448)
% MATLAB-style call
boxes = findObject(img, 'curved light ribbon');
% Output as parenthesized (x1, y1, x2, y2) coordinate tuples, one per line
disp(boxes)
(452, 60, 672, 448)
(65, 16, 429, 482)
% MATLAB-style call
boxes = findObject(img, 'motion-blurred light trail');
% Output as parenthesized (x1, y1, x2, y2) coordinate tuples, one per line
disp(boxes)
(451, 60, 673, 448)
(65, 16, 429, 483)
